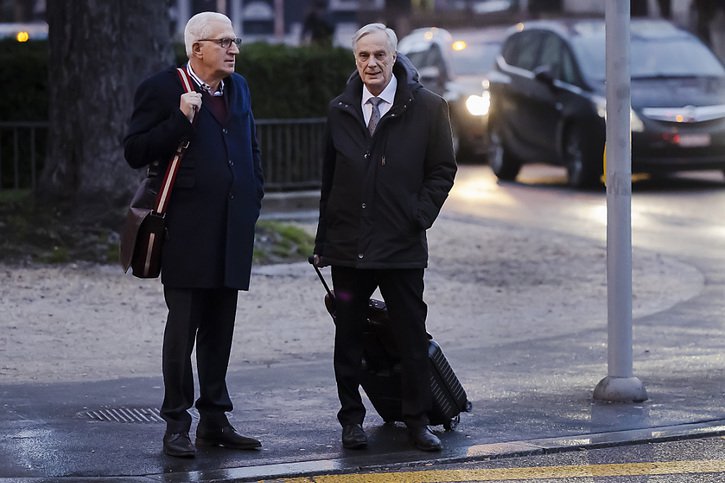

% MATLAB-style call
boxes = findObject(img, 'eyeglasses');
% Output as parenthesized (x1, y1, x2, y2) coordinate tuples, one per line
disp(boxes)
(197, 37, 242, 49)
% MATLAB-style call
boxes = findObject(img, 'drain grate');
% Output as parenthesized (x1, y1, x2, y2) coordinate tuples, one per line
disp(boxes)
(80, 407, 165, 424)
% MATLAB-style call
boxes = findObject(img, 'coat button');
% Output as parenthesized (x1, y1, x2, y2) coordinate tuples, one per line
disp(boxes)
(361, 203, 366, 209)
(228, 159, 234, 166)
(222, 128, 228, 134)
(357, 253, 364, 259)
(229, 193, 235, 200)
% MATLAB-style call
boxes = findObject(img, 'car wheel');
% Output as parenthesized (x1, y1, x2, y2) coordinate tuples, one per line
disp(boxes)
(452, 125, 476, 163)
(451, 126, 462, 159)
(443, 415, 460, 431)
(488, 121, 521, 181)
(451, 126, 461, 157)
(564, 125, 601, 189)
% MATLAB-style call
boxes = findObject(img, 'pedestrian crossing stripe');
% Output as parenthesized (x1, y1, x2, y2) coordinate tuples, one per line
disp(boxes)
(279, 459, 725, 482)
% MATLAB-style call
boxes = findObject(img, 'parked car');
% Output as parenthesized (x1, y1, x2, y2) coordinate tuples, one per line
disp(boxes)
(487, 18, 725, 187)
(448, 0, 520, 15)
(398, 27, 506, 161)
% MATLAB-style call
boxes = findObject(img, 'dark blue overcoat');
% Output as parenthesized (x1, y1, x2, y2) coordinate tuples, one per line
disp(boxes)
(124, 66, 264, 290)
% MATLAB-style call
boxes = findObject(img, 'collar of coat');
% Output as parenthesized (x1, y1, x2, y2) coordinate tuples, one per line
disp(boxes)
(335, 53, 423, 117)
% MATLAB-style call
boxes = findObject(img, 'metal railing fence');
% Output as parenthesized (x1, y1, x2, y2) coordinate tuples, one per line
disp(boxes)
(0, 118, 326, 192)
(0, 121, 48, 192)
(256, 117, 326, 191)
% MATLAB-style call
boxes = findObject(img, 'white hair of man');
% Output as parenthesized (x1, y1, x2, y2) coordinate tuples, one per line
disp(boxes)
(352, 23, 397, 53)
(184, 11, 233, 57)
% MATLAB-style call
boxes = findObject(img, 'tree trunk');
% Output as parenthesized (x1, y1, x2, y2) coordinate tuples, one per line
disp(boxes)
(42, 0, 173, 207)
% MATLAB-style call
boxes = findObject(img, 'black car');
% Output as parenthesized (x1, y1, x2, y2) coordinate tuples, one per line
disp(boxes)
(398, 27, 505, 161)
(487, 18, 725, 187)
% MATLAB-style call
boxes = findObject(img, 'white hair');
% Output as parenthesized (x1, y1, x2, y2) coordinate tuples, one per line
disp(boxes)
(352, 23, 397, 53)
(184, 11, 233, 57)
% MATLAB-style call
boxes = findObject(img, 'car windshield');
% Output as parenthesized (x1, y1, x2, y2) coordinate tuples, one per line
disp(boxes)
(571, 34, 725, 81)
(449, 41, 500, 75)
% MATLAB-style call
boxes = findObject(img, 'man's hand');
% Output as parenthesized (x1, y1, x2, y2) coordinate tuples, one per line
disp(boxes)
(180, 92, 202, 122)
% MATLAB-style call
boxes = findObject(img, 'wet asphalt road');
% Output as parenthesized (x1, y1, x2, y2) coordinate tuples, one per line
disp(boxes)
(1, 165, 724, 482)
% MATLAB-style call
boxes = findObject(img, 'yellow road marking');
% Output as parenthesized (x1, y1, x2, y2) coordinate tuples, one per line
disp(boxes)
(278, 459, 725, 482)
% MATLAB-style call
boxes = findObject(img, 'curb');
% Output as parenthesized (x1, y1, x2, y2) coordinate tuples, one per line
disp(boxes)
(163, 419, 725, 482)
(261, 190, 319, 217)
(8, 420, 722, 482)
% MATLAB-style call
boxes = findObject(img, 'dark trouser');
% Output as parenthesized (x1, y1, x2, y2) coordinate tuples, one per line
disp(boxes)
(161, 287, 238, 433)
(331, 266, 431, 428)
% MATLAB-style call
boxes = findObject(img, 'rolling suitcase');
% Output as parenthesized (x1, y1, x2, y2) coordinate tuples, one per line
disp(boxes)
(310, 259, 472, 430)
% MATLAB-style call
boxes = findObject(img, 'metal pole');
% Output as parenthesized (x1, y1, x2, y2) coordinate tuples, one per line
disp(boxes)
(593, 0, 647, 403)
(274, 0, 285, 42)
(175, 0, 191, 40)
(231, 0, 243, 36)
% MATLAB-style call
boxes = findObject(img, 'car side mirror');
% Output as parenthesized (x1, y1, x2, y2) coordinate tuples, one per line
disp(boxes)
(419, 65, 443, 85)
(533, 65, 555, 86)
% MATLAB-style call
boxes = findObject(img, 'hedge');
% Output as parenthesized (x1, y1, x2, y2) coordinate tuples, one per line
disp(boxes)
(234, 43, 354, 118)
(1, 39, 356, 121)
(0, 40, 49, 121)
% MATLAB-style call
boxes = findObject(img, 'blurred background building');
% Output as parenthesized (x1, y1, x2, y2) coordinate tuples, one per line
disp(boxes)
(0, 0, 722, 60)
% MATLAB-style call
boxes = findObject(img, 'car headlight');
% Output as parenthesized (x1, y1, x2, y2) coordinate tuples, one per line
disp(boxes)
(594, 95, 644, 132)
(630, 110, 644, 132)
(595, 96, 607, 119)
(465, 91, 490, 116)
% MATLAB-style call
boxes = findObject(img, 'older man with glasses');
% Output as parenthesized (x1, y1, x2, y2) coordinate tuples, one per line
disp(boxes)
(124, 11, 264, 458)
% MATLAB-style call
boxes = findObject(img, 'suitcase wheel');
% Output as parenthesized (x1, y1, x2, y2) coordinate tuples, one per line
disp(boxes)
(443, 415, 460, 432)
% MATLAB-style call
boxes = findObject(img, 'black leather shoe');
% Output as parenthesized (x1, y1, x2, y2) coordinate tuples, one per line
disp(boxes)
(341, 424, 367, 449)
(408, 425, 442, 452)
(195, 424, 261, 450)
(163, 432, 195, 458)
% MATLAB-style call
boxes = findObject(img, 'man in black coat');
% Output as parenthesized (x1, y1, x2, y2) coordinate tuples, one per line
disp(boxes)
(313, 23, 457, 452)
(124, 12, 264, 458)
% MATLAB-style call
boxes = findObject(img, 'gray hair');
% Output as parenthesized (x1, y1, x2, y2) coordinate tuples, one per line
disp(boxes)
(352, 23, 397, 53)
(184, 11, 233, 57)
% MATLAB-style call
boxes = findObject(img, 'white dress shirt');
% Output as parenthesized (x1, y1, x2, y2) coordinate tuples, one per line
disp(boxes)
(361, 76, 397, 126)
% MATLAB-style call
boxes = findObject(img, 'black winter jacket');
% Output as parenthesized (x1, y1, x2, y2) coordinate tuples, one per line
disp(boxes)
(314, 54, 457, 269)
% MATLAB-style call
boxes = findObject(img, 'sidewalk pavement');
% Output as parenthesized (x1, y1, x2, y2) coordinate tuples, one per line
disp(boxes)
(1, 190, 724, 482)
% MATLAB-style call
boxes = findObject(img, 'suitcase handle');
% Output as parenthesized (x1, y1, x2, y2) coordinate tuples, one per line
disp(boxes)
(308, 256, 333, 298)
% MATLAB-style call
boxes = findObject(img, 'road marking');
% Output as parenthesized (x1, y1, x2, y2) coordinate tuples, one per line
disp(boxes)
(280, 459, 725, 482)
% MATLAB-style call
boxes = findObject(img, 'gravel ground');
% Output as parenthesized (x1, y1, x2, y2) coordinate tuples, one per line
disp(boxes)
(0, 215, 703, 384)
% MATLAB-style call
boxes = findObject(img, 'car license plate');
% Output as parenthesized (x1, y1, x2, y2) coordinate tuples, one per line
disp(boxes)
(678, 133, 711, 147)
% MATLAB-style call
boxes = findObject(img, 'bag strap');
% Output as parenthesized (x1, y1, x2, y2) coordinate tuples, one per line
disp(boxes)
(153, 66, 196, 215)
